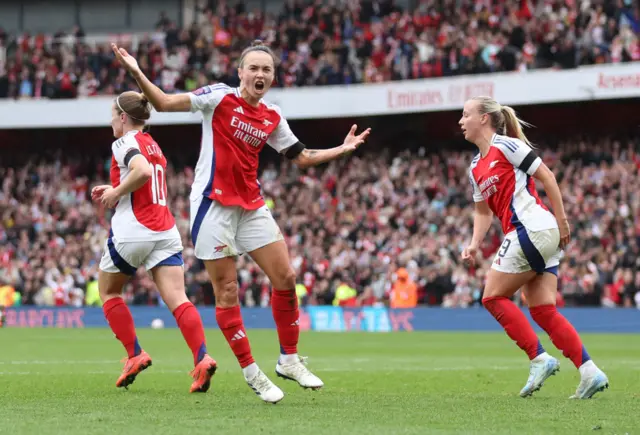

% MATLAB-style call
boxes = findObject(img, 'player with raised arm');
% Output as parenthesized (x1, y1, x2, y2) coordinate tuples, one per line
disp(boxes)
(459, 96, 609, 399)
(93, 91, 216, 393)
(111, 41, 371, 403)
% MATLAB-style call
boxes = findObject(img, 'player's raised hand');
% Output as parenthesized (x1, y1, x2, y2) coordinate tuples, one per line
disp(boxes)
(111, 43, 141, 75)
(342, 124, 371, 153)
(461, 244, 478, 267)
(100, 186, 121, 208)
(91, 185, 111, 202)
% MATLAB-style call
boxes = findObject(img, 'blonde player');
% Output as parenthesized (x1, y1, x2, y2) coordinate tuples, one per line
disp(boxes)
(112, 41, 371, 403)
(93, 91, 216, 393)
(460, 96, 608, 399)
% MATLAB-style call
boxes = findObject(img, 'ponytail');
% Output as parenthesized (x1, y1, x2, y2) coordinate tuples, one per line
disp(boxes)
(500, 105, 533, 147)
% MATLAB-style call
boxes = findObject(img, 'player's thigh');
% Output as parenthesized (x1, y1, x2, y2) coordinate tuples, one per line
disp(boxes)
(247, 240, 296, 289)
(190, 196, 240, 260)
(146, 238, 187, 312)
(236, 205, 294, 286)
(203, 257, 239, 308)
(484, 268, 537, 299)
(522, 272, 559, 307)
(97, 269, 131, 300)
(151, 265, 188, 311)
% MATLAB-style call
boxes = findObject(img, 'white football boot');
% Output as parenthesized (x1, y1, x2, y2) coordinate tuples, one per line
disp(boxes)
(276, 355, 324, 390)
(570, 361, 609, 399)
(244, 364, 285, 404)
(520, 352, 560, 397)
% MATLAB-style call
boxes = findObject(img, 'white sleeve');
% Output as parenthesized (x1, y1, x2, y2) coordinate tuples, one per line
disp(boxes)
(189, 84, 229, 113)
(266, 104, 299, 154)
(469, 171, 484, 203)
(111, 135, 144, 168)
(492, 137, 542, 176)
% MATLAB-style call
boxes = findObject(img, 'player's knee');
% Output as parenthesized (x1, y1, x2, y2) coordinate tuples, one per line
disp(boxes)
(215, 279, 240, 307)
(152, 266, 188, 310)
(481, 286, 500, 300)
(161, 290, 189, 312)
(99, 287, 121, 302)
(98, 280, 121, 301)
(272, 267, 297, 290)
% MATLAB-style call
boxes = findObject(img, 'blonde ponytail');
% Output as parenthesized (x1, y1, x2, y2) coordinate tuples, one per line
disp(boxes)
(500, 105, 534, 147)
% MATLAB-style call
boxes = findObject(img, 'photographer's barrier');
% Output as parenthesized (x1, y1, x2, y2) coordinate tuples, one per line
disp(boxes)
(3, 306, 640, 333)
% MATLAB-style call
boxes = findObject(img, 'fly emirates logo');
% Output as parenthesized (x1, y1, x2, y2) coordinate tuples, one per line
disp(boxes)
(479, 175, 499, 200)
(231, 116, 269, 148)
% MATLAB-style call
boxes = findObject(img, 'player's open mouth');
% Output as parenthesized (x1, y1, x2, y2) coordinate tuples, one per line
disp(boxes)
(255, 82, 265, 91)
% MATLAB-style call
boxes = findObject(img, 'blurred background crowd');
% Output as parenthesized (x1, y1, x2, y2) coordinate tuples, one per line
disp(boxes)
(1, 0, 639, 99)
(0, 0, 639, 309)
(2, 134, 640, 309)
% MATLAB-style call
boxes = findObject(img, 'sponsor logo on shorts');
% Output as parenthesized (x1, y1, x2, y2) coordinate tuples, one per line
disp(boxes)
(214, 245, 228, 253)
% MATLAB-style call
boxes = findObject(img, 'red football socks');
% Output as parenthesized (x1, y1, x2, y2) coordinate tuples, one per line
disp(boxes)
(530, 304, 591, 368)
(271, 289, 299, 355)
(103, 297, 141, 358)
(173, 302, 208, 366)
(216, 305, 255, 368)
(483, 296, 544, 360)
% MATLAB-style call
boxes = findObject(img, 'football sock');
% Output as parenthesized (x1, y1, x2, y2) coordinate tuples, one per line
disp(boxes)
(216, 305, 255, 368)
(103, 297, 141, 358)
(530, 304, 591, 368)
(483, 296, 544, 360)
(271, 288, 299, 358)
(173, 302, 208, 366)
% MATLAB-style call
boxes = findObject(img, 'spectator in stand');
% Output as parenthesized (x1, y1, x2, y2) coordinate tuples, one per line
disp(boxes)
(1, 1, 639, 99)
(388, 267, 418, 308)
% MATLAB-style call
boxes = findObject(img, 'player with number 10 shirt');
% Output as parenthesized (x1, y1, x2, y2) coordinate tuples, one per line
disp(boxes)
(93, 91, 216, 394)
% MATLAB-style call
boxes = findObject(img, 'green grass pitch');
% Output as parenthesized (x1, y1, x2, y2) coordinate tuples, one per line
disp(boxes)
(1, 329, 638, 435)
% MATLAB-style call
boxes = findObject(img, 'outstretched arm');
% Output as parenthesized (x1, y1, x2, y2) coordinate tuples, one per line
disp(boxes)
(293, 148, 351, 169)
(111, 43, 191, 112)
(292, 125, 371, 169)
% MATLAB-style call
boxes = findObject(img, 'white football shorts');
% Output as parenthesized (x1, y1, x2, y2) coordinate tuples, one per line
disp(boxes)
(99, 230, 184, 275)
(189, 196, 284, 260)
(491, 227, 563, 275)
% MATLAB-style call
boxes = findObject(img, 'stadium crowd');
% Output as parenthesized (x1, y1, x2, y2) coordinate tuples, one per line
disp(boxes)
(1, 0, 639, 98)
(1, 134, 640, 309)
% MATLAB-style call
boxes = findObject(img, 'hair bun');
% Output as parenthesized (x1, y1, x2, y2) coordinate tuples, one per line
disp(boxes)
(251, 39, 266, 47)
(140, 94, 149, 105)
